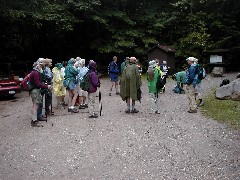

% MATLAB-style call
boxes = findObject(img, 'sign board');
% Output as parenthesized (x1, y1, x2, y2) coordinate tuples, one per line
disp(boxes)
(210, 55, 223, 63)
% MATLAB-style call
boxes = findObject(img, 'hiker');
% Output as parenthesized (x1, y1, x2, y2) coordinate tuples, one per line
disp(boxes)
(155, 59, 166, 93)
(121, 57, 129, 74)
(43, 58, 54, 115)
(52, 63, 66, 109)
(160, 60, 170, 78)
(64, 58, 79, 113)
(185, 57, 198, 113)
(74, 57, 81, 106)
(194, 59, 204, 107)
(30, 60, 52, 127)
(109, 56, 120, 96)
(147, 60, 163, 114)
(88, 60, 100, 118)
(172, 68, 187, 94)
(61, 61, 68, 106)
(120, 57, 142, 113)
(36, 58, 47, 121)
(77, 59, 89, 109)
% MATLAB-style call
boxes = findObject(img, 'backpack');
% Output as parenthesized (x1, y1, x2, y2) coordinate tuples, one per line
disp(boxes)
(156, 69, 165, 91)
(80, 71, 90, 91)
(196, 64, 206, 80)
(147, 67, 155, 81)
(20, 72, 34, 91)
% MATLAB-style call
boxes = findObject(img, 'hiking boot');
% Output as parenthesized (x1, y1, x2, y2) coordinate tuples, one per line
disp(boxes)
(89, 114, 98, 118)
(83, 104, 88, 108)
(188, 109, 197, 113)
(198, 101, 204, 107)
(69, 108, 79, 113)
(125, 109, 130, 114)
(31, 120, 42, 127)
(37, 117, 47, 121)
(62, 102, 68, 107)
(79, 105, 85, 109)
(131, 108, 139, 113)
(71, 108, 79, 113)
(116, 92, 120, 95)
(155, 110, 160, 114)
(109, 93, 111, 96)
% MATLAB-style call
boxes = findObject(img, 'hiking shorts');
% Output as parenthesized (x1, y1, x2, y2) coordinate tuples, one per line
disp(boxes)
(30, 89, 42, 104)
(67, 80, 76, 91)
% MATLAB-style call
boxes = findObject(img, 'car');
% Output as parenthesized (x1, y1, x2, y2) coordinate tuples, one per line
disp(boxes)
(0, 71, 22, 97)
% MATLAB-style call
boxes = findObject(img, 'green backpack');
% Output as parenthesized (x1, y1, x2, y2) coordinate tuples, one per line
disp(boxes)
(80, 71, 90, 91)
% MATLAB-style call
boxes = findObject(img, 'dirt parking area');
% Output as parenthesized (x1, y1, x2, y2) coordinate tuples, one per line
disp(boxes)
(0, 73, 239, 179)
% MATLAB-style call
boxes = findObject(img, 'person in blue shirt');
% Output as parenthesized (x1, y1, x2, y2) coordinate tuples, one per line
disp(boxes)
(185, 57, 198, 113)
(109, 56, 119, 96)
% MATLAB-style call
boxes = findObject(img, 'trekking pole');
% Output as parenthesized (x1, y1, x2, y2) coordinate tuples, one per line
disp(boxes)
(99, 88, 102, 116)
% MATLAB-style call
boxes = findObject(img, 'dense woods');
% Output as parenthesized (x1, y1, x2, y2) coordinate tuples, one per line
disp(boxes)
(0, 0, 239, 66)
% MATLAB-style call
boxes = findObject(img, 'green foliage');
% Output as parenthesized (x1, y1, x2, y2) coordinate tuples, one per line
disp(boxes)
(0, 0, 239, 63)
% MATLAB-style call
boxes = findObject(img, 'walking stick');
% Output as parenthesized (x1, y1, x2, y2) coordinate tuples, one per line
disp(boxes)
(99, 89, 102, 116)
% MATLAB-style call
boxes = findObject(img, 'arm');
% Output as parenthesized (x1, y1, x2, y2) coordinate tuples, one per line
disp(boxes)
(90, 72, 100, 88)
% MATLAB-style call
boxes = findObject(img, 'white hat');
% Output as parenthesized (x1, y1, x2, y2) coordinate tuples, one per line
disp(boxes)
(186, 57, 196, 62)
(163, 61, 167, 64)
(80, 59, 85, 64)
(149, 60, 157, 68)
(76, 57, 81, 61)
(37, 58, 45, 65)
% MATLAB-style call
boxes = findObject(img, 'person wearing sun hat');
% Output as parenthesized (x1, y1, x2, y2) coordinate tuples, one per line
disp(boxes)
(120, 57, 142, 113)
(185, 57, 198, 113)
(193, 58, 205, 107)
(30, 59, 52, 127)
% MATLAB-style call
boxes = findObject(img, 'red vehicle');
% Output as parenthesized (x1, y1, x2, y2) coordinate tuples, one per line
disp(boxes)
(0, 71, 21, 97)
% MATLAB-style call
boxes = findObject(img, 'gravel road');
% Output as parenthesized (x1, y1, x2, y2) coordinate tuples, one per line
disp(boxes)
(0, 73, 239, 180)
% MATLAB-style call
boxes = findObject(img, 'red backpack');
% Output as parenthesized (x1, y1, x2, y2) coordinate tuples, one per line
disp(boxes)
(20, 72, 32, 91)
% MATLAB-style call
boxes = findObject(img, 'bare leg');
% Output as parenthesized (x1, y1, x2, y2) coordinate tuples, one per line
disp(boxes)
(71, 89, 78, 107)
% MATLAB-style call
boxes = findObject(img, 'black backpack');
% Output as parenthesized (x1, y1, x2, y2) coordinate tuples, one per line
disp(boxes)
(156, 69, 165, 92)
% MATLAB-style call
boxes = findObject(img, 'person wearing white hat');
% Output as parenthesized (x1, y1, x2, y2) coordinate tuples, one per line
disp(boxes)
(77, 59, 89, 109)
(147, 60, 163, 114)
(194, 58, 205, 107)
(185, 57, 198, 113)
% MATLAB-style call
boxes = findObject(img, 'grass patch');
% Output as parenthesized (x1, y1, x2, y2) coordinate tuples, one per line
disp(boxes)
(201, 92, 240, 129)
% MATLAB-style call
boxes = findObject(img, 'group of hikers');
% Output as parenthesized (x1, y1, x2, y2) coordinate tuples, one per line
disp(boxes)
(27, 55, 205, 127)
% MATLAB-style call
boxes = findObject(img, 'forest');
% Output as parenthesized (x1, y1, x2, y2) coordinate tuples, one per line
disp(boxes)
(0, 0, 239, 67)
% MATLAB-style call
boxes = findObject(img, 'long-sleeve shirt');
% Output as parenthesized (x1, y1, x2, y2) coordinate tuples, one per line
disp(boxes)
(186, 64, 197, 86)
(175, 71, 186, 84)
(30, 69, 48, 89)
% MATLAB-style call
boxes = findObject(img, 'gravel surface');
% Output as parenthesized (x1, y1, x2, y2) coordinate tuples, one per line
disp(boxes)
(0, 73, 239, 180)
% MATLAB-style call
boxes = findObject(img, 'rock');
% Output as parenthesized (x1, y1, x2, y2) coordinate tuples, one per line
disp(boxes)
(211, 67, 223, 77)
(237, 73, 240, 79)
(216, 78, 240, 101)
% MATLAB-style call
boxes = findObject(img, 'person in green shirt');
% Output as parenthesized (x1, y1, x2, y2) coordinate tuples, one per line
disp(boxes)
(172, 68, 187, 94)
(147, 60, 163, 114)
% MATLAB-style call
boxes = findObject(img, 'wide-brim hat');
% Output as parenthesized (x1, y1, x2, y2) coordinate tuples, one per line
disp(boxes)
(186, 57, 195, 62)
(149, 60, 157, 68)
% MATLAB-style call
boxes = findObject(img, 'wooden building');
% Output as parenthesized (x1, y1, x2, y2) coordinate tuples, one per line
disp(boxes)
(147, 45, 176, 74)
